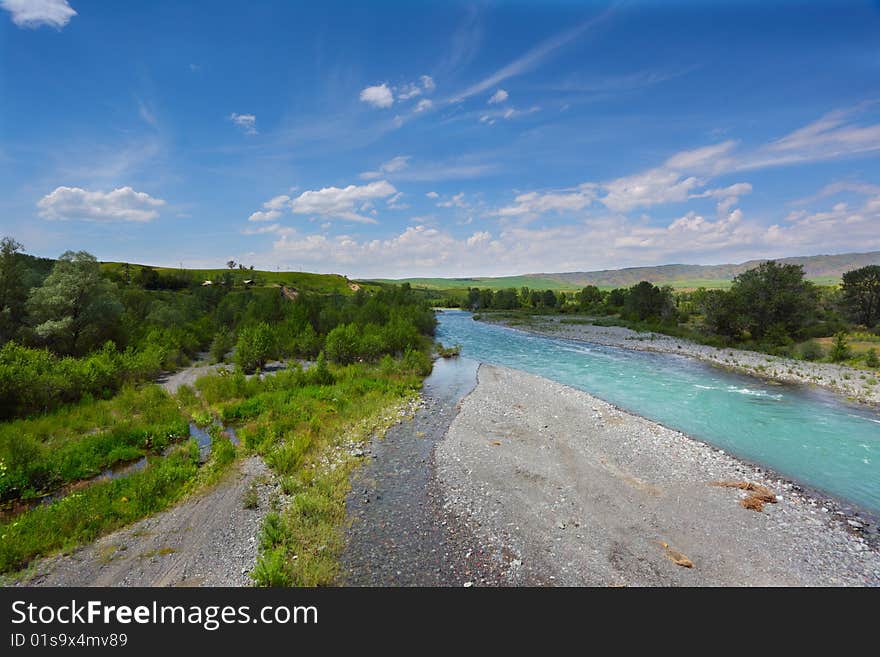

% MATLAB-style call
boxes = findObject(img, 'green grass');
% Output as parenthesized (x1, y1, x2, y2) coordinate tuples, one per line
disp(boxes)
(0, 385, 189, 502)
(0, 437, 241, 575)
(184, 355, 429, 586)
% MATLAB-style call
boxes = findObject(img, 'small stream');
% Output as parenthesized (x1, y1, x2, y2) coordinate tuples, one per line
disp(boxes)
(0, 422, 240, 522)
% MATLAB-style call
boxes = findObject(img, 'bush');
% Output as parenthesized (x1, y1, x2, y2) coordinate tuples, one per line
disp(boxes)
(866, 348, 879, 369)
(324, 324, 360, 364)
(234, 323, 275, 373)
(799, 340, 824, 361)
(830, 332, 851, 363)
(210, 327, 235, 363)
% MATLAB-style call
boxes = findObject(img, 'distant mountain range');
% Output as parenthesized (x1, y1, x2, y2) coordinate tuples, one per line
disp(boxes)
(379, 251, 880, 291)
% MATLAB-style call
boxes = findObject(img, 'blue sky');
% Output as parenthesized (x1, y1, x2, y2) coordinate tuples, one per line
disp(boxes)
(2, 0, 880, 278)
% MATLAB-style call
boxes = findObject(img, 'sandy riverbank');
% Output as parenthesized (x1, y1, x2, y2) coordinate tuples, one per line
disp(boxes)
(483, 314, 880, 406)
(435, 364, 880, 586)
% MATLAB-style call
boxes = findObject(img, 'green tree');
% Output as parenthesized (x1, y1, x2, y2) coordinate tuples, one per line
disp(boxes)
(26, 251, 122, 355)
(234, 323, 274, 372)
(324, 323, 360, 364)
(841, 265, 880, 327)
(0, 237, 27, 343)
(829, 331, 851, 363)
(700, 289, 741, 338)
(729, 261, 817, 340)
(623, 281, 673, 321)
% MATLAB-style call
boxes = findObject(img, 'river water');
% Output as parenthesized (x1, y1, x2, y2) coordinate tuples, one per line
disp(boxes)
(435, 310, 880, 514)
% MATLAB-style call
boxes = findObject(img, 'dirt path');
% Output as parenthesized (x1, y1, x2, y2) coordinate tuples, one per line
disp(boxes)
(20, 457, 275, 587)
(339, 357, 519, 586)
(436, 364, 880, 586)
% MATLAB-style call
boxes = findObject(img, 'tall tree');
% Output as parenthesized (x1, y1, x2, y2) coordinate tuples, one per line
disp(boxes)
(0, 237, 27, 343)
(729, 261, 817, 340)
(841, 265, 880, 327)
(26, 251, 123, 355)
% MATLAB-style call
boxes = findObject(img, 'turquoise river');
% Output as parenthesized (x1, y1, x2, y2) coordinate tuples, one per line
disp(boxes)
(435, 310, 880, 515)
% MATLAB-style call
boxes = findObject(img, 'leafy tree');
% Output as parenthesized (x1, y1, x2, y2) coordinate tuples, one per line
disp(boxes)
(829, 331, 850, 363)
(234, 323, 274, 372)
(700, 289, 741, 338)
(324, 323, 360, 364)
(136, 265, 160, 289)
(623, 281, 673, 321)
(841, 265, 880, 327)
(576, 285, 604, 310)
(729, 261, 817, 340)
(26, 251, 123, 355)
(541, 289, 557, 308)
(0, 237, 27, 343)
(466, 287, 481, 310)
(227, 260, 236, 270)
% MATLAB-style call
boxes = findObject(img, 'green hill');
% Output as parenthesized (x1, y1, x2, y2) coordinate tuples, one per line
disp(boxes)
(100, 262, 372, 295)
(377, 251, 880, 291)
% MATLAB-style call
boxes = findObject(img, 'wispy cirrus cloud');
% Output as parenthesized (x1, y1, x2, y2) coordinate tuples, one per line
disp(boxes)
(446, 6, 617, 104)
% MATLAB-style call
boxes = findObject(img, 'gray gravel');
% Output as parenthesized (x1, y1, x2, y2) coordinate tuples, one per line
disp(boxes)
(19, 456, 276, 587)
(436, 364, 880, 586)
(340, 357, 519, 586)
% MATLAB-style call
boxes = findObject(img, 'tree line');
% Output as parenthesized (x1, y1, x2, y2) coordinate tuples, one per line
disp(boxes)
(0, 237, 436, 420)
(452, 260, 880, 360)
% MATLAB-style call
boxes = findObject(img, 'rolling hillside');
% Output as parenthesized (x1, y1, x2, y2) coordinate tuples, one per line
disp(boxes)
(378, 251, 880, 291)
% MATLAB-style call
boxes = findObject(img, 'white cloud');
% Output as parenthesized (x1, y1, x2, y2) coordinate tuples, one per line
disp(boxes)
(448, 8, 615, 103)
(426, 191, 439, 199)
(437, 192, 468, 208)
(414, 99, 434, 113)
(359, 155, 411, 180)
(420, 75, 436, 91)
(359, 83, 394, 109)
(1, 0, 76, 29)
(488, 89, 509, 104)
(601, 168, 702, 212)
(247, 195, 291, 222)
(496, 185, 597, 218)
(289, 180, 397, 224)
(229, 113, 258, 135)
(37, 186, 165, 222)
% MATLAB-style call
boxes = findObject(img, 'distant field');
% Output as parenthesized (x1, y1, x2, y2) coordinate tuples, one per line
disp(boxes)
(375, 274, 842, 292)
(369, 276, 579, 292)
(101, 262, 374, 295)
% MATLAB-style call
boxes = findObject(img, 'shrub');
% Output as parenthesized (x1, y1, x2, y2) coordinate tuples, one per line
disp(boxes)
(234, 323, 275, 373)
(830, 332, 851, 363)
(324, 324, 360, 364)
(866, 348, 879, 369)
(799, 340, 824, 361)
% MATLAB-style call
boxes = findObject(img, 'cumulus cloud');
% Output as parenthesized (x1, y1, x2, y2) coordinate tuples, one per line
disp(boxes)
(426, 191, 439, 199)
(289, 180, 397, 224)
(359, 76, 435, 109)
(248, 195, 291, 222)
(1, 0, 76, 29)
(488, 89, 509, 104)
(229, 112, 258, 135)
(359, 83, 394, 109)
(37, 186, 165, 222)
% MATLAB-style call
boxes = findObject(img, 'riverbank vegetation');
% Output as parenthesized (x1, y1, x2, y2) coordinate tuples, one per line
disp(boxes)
(452, 261, 880, 369)
(0, 236, 437, 579)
